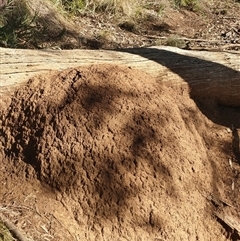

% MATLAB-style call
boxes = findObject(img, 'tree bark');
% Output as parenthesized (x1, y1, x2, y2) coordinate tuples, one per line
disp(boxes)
(1, 46, 240, 106)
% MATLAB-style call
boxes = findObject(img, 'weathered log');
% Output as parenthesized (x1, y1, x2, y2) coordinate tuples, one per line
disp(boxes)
(1, 46, 239, 106)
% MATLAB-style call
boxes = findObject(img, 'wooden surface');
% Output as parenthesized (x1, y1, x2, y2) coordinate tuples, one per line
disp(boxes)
(1, 46, 240, 106)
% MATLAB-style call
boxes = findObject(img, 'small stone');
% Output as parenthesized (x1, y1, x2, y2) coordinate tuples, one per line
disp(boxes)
(226, 128, 231, 133)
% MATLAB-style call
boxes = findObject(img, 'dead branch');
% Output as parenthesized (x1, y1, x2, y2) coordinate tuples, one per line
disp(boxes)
(0, 213, 28, 241)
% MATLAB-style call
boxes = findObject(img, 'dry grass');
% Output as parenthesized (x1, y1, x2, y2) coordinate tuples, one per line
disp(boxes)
(51, 0, 171, 18)
(165, 35, 186, 48)
(0, 0, 78, 48)
(0, 0, 168, 47)
(0, 203, 54, 241)
(1, 0, 238, 48)
(174, 0, 199, 10)
(0, 222, 14, 241)
(0, 205, 28, 241)
(52, 0, 141, 16)
(51, 0, 201, 17)
(0, 0, 208, 48)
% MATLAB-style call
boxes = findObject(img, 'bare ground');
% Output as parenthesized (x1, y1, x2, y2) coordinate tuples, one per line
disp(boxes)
(1, 1, 240, 240)
(39, 1, 240, 51)
(1, 64, 240, 240)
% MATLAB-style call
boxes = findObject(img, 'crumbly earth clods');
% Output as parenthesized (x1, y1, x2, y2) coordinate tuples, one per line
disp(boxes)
(1, 64, 240, 241)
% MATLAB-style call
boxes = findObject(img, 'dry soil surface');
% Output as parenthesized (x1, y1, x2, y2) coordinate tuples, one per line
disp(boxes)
(26, 0, 240, 51)
(1, 64, 240, 241)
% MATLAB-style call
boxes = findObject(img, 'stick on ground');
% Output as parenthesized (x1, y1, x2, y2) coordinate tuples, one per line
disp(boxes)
(0, 213, 28, 241)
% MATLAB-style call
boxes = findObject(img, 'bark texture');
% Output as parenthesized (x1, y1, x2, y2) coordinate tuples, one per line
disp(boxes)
(1, 46, 239, 106)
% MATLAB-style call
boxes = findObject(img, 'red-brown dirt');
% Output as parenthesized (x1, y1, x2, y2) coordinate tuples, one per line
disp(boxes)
(1, 64, 240, 241)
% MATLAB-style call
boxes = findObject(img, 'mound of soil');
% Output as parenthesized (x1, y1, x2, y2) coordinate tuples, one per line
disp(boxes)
(1, 64, 240, 240)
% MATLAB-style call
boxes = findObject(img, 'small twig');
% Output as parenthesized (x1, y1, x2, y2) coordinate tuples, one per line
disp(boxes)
(214, 211, 240, 234)
(144, 35, 240, 51)
(143, 35, 224, 43)
(0, 213, 28, 241)
(181, 43, 240, 52)
(210, 44, 240, 50)
(232, 28, 240, 36)
(222, 16, 240, 20)
(52, 214, 75, 240)
(203, 193, 234, 208)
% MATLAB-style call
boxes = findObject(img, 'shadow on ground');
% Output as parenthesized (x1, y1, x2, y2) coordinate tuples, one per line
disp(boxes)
(1, 50, 240, 239)
(119, 47, 240, 163)
(119, 47, 240, 127)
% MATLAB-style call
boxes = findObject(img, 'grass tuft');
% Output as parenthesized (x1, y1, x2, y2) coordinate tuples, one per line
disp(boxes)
(165, 35, 186, 48)
(174, 0, 199, 11)
(0, 222, 14, 241)
(0, 0, 40, 48)
(51, 0, 139, 16)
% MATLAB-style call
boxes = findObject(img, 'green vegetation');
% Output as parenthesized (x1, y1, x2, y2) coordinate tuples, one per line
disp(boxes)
(0, 0, 40, 48)
(165, 35, 186, 48)
(0, 0, 238, 49)
(51, 0, 139, 15)
(0, 0, 201, 48)
(174, 0, 199, 10)
(53, 0, 86, 15)
(53, 0, 199, 15)
(0, 0, 145, 48)
(0, 222, 14, 241)
(0, 0, 73, 48)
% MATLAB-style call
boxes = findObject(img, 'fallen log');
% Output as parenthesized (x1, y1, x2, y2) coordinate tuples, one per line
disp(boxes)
(1, 46, 240, 106)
